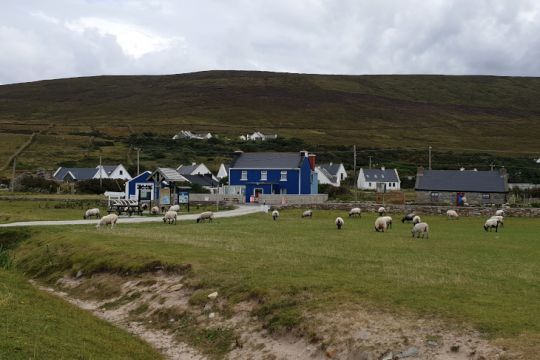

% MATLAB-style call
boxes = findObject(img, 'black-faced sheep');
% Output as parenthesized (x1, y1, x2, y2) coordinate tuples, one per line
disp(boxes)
(84, 208, 100, 219)
(163, 210, 177, 224)
(378, 207, 386, 216)
(272, 210, 279, 220)
(335, 217, 344, 230)
(411, 222, 429, 238)
(374, 217, 388, 232)
(150, 206, 160, 215)
(197, 211, 214, 223)
(484, 218, 500, 232)
(96, 214, 118, 229)
(401, 213, 415, 223)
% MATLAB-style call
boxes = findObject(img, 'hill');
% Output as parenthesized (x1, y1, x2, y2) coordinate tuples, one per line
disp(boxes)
(0, 71, 539, 178)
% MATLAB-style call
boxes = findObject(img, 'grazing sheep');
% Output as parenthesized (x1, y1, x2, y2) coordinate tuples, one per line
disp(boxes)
(163, 210, 177, 224)
(150, 206, 160, 215)
(374, 217, 388, 232)
(169, 205, 180, 212)
(335, 217, 344, 230)
(349, 207, 362, 217)
(83, 208, 100, 219)
(495, 209, 505, 217)
(382, 216, 393, 229)
(412, 215, 421, 225)
(301, 210, 313, 218)
(489, 215, 504, 227)
(484, 218, 500, 232)
(272, 210, 279, 221)
(197, 211, 214, 223)
(378, 207, 386, 216)
(411, 222, 429, 238)
(447, 210, 459, 219)
(401, 213, 415, 223)
(141, 203, 149, 211)
(96, 214, 118, 229)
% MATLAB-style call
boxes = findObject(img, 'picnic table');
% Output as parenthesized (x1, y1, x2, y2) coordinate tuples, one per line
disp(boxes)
(107, 199, 142, 216)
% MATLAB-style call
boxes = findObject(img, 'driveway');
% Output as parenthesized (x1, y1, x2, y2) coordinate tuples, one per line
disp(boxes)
(0, 205, 266, 228)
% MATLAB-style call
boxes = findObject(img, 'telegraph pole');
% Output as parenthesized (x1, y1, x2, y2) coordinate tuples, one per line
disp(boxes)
(428, 146, 432, 170)
(490, 163, 495, 171)
(99, 155, 102, 190)
(136, 148, 141, 176)
(11, 157, 16, 192)
(368, 156, 372, 169)
(353, 145, 357, 201)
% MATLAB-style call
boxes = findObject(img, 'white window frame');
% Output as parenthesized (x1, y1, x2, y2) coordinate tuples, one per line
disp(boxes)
(241, 170, 247, 181)
(280, 170, 287, 181)
(261, 170, 267, 181)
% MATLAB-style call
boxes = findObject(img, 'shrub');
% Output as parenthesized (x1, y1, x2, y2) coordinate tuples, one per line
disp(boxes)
(13, 174, 58, 193)
(75, 179, 126, 194)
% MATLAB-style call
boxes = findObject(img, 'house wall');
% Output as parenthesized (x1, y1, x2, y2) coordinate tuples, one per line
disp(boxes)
(110, 165, 132, 180)
(229, 168, 301, 202)
(299, 157, 312, 195)
(416, 191, 507, 205)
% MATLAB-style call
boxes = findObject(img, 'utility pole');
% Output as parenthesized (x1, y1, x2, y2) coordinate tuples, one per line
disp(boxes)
(353, 145, 357, 201)
(99, 155, 102, 190)
(368, 156, 372, 169)
(136, 148, 141, 176)
(490, 163, 495, 171)
(11, 156, 16, 192)
(428, 146, 432, 170)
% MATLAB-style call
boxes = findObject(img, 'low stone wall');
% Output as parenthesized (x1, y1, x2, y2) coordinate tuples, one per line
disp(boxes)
(274, 202, 540, 217)
(189, 194, 244, 203)
(189, 193, 329, 205)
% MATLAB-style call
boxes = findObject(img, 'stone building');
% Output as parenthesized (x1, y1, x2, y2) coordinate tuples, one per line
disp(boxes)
(415, 167, 508, 206)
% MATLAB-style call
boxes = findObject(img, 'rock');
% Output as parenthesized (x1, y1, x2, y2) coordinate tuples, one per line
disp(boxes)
(347, 348, 374, 360)
(396, 347, 419, 358)
(203, 303, 212, 312)
(325, 348, 337, 358)
(380, 350, 393, 360)
(75, 270, 83, 278)
(208, 291, 218, 300)
(450, 344, 460, 353)
(358, 329, 370, 340)
(208, 312, 215, 319)
(427, 341, 438, 348)
(168, 284, 183, 292)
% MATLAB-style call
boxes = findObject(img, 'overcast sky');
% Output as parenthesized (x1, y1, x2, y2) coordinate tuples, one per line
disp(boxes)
(1, 0, 540, 84)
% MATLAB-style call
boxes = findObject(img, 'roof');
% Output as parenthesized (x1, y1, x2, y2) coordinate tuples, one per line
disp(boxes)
(183, 174, 219, 187)
(318, 163, 342, 176)
(128, 171, 152, 183)
(416, 170, 507, 192)
(230, 152, 304, 169)
(177, 164, 199, 175)
(53, 167, 98, 181)
(151, 168, 187, 182)
(102, 165, 117, 175)
(361, 168, 399, 182)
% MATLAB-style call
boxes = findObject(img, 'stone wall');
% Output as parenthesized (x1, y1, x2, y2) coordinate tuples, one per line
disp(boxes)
(189, 193, 328, 205)
(416, 191, 507, 206)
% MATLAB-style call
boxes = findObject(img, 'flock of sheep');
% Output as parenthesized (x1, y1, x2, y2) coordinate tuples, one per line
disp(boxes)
(272, 206, 507, 238)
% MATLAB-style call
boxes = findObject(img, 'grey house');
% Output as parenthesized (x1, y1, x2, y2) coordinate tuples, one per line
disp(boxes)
(415, 167, 508, 206)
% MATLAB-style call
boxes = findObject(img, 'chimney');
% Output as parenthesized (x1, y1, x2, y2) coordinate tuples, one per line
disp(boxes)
(499, 166, 507, 176)
(381, 166, 385, 171)
(308, 154, 316, 171)
(300, 150, 308, 158)
(417, 166, 424, 176)
(192, 162, 196, 166)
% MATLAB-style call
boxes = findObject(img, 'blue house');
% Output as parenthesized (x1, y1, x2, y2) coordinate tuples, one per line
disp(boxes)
(124, 171, 155, 201)
(228, 151, 318, 202)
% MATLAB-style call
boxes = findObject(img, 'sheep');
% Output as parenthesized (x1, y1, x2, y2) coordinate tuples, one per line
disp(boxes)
(374, 217, 388, 232)
(169, 205, 180, 212)
(484, 218, 500, 232)
(301, 210, 313, 218)
(401, 213, 415, 223)
(150, 206, 160, 215)
(412, 215, 421, 225)
(335, 217, 344, 230)
(141, 203, 149, 211)
(163, 210, 177, 224)
(446, 210, 459, 220)
(349, 207, 361, 217)
(378, 207, 386, 216)
(489, 215, 504, 227)
(382, 216, 393, 229)
(197, 211, 214, 223)
(272, 210, 279, 221)
(495, 209, 505, 217)
(83, 208, 100, 219)
(411, 222, 429, 238)
(96, 214, 118, 229)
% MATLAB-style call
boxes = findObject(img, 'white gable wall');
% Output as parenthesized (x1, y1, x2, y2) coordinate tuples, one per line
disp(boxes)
(109, 164, 132, 180)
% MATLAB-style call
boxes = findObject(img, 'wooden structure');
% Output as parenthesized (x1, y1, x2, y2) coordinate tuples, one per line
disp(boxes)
(107, 199, 142, 216)
(148, 168, 191, 210)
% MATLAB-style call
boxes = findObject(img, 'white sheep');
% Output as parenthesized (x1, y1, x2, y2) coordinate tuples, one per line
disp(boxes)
(141, 203, 148, 211)
(411, 222, 429, 238)
(169, 205, 180, 212)
(489, 215, 504, 227)
(301, 210, 313, 218)
(378, 207, 386, 216)
(349, 208, 361, 217)
(382, 215, 393, 229)
(84, 208, 100, 219)
(163, 210, 177, 224)
(401, 213, 415, 223)
(150, 206, 160, 215)
(495, 209, 505, 217)
(96, 213, 118, 229)
(335, 217, 344, 230)
(197, 211, 214, 223)
(484, 218, 500, 232)
(447, 210, 459, 219)
(374, 217, 388, 232)
(272, 210, 279, 221)
(412, 215, 421, 225)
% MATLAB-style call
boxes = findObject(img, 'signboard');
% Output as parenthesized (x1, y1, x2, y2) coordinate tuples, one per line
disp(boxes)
(160, 188, 171, 205)
(178, 191, 189, 204)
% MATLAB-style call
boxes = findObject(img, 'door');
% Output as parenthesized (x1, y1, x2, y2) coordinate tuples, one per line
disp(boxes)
(254, 188, 263, 198)
(456, 192, 465, 206)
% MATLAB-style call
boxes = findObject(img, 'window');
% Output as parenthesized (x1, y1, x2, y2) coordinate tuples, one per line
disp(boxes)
(369, 182, 372, 187)
(482, 193, 491, 199)
(241, 170, 247, 180)
(261, 170, 267, 181)
(280, 171, 287, 181)
(119, 170, 123, 175)
(431, 192, 439, 202)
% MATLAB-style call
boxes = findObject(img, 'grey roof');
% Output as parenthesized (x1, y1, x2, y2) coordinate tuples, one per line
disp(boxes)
(415, 170, 507, 192)
(183, 174, 219, 187)
(54, 167, 98, 181)
(177, 164, 199, 175)
(151, 168, 187, 182)
(362, 169, 399, 182)
(230, 152, 303, 169)
(102, 165, 117, 175)
(319, 163, 342, 176)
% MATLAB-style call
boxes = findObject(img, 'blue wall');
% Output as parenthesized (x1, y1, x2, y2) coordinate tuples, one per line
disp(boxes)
(125, 171, 152, 199)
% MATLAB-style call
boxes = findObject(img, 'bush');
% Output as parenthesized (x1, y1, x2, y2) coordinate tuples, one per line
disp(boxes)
(13, 174, 59, 193)
(75, 179, 126, 194)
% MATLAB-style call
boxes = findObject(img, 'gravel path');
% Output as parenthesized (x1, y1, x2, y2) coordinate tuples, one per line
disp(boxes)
(0, 205, 266, 228)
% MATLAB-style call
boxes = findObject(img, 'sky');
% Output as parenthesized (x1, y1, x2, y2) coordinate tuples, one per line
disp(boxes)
(1, 0, 540, 84)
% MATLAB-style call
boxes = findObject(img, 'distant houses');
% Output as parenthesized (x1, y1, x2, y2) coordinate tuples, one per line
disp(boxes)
(172, 130, 213, 140)
(217, 163, 229, 180)
(357, 167, 400, 191)
(239, 132, 278, 141)
(315, 163, 347, 187)
(415, 167, 509, 205)
(53, 164, 132, 182)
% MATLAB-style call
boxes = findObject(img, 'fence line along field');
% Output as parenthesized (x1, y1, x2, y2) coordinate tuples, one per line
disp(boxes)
(5, 209, 539, 358)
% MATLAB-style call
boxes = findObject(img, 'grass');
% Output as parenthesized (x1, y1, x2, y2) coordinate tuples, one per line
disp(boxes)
(0, 269, 162, 359)
(8, 210, 539, 344)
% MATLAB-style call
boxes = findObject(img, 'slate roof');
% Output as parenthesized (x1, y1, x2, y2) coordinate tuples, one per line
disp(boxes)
(177, 164, 199, 175)
(362, 169, 399, 182)
(151, 168, 187, 182)
(183, 174, 219, 187)
(102, 165, 117, 175)
(230, 152, 303, 169)
(415, 170, 507, 192)
(318, 163, 342, 176)
(53, 167, 98, 181)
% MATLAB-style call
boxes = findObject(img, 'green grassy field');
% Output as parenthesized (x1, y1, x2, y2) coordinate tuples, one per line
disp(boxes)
(0, 269, 162, 359)
(8, 210, 539, 350)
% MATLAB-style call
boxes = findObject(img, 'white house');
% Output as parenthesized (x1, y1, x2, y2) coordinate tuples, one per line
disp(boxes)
(241, 132, 278, 141)
(177, 163, 218, 181)
(217, 163, 229, 180)
(53, 164, 131, 182)
(315, 163, 348, 187)
(357, 167, 401, 191)
(100, 165, 132, 181)
(172, 130, 213, 140)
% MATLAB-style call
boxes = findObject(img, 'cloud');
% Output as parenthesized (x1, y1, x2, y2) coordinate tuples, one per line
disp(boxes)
(1, 0, 540, 84)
